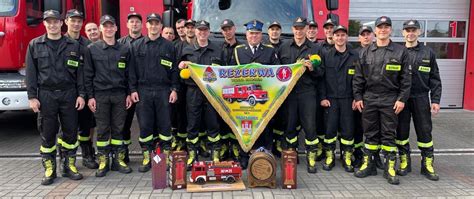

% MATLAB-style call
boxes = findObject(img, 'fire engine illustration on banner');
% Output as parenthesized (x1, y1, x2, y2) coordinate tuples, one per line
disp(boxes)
(183, 62, 306, 152)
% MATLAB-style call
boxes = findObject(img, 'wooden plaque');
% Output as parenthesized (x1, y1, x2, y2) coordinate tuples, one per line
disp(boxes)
(169, 151, 187, 190)
(248, 151, 276, 188)
(281, 150, 297, 189)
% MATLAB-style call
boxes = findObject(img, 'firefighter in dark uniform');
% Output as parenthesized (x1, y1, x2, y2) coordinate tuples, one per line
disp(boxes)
(117, 12, 144, 162)
(278, 17, 321, 173)
(63, 9, 99, 170)
(315, 18, 336, 161)
(306, 20, 318, 43)
(264, 21, 285, 158)
(396, 19, 441, 181)
(353, 16, 411, 185)
(170, 19, 191, 153)
(219, 19, 242, 161)
(26, 10, 85, 185)
(178, 20, 223, 167)
(175, 19, 212, 158)
(229, 19, 280, 169)
(265, 21, 284, 51)
(318, 25, 358, 172)
(128, 13, 179, 172)
(84, 15, 133, 177)
(353, 25, 384, 169)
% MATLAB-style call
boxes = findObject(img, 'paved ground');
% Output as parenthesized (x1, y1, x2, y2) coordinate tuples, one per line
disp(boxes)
(0, 110, 473, 198)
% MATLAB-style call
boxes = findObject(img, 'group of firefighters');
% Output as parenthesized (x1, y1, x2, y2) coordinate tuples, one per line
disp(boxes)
(26, 9, 442, 186)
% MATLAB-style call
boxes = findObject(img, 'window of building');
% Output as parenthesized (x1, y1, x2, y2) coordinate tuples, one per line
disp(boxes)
(426, 42, 465, 59)
(427, 21, 466, 38)
(348, 19, 466, 60)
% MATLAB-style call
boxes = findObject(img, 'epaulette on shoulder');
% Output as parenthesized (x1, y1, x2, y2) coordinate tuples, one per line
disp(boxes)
(263, 44, 274, 48)
(235, 44, 245, 48)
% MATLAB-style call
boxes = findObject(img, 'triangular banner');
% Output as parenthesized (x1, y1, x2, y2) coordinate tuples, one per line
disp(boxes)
(187, 62, 305, 152)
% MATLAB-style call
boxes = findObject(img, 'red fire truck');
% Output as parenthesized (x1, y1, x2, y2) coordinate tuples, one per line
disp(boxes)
(0, 0, 347, 112)
(189, 161, 242, 184)
(222, 84, 268, 106)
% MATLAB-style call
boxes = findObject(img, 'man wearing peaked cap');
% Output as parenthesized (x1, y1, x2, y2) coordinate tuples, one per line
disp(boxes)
(43, 9, 61, 20)
(230, 19, 280, 169)
(375, 15, 392, 27)
(352, 24, 376, 169)
(307, 20, 319, 43)
(66, 9, 83, 18)
(175, 19, 197, 62)
(63, 8, 100, 170)
(127, 12, 142, 21)
(311, 18, 336, 163)
(146, 13, 161, 22)
(396, 19, 441, 181)
(244, 19, 264, 32)
(128, 12, 178, 173)
(219, 18, 242, 161)
(265, 21, 283, 50)
(353, 16, 411, 185)
(85, 14, 133, 177)
(178, 19, 224, 168)
(277, 16, 321, 174)
(27, 9, 86, 185)
(195, 20, 210, 29)
(318, 24, 359, 173)
(117, 13, 143, 161)
(265, 20, 285, 158)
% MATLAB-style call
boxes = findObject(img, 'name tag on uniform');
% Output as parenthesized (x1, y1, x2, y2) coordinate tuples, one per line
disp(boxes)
(67, 60, 79, 67)
(161, 59, 172, 68)
(348, 69, 355, 75)
(418, 66, 431, 73)
(386, 64, 401, 71)
(118, 62, 126, 69)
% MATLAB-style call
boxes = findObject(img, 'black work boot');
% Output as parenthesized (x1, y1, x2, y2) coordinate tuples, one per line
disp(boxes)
(322, 149, 335, 171)
(354, 151, 377, 178)
(396, 152, 411, 176)
(306, 149, 317, 173)
(272, 138, 283, 158)
(352, 148, 364, 168)
(62, 153, 83, 180)
(123, 145, 130, 164)
(342, 150, 354, 173)
(138, 149, 152, 173)
(198, 140, 210, 158)
(421, 152, 439, 181)
(383, 153, 400, 185)
(41, 154, 57, 185)
(374, 150, 384, 170)
(95, 151, 110, 177)
(187, 148, 198, 170)
(211, 147, 221, 163)
(111, 148, 132, 174)
(80, 141, 99, 169)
